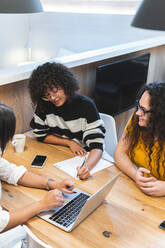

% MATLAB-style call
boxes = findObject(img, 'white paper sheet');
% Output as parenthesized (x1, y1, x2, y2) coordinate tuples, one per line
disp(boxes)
(53, 151, 114, 179)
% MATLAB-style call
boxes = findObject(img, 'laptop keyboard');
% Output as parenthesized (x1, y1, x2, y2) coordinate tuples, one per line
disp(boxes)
(49, 193, 90, 228)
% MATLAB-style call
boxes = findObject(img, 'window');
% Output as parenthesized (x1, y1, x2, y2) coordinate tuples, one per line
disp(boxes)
(42, 0, 141, 14)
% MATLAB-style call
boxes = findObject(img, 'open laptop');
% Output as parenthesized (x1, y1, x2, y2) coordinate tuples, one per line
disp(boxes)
(38, 172, 121, 232)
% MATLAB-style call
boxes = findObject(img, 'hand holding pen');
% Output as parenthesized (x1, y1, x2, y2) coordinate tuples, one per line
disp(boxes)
(80, 157, 87, 169)
(77, 157, 90, 180)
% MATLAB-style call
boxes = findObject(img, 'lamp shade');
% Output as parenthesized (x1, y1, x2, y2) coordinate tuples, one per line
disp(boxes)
(131, 0, 165, 31)
(0, 0, 43, 13)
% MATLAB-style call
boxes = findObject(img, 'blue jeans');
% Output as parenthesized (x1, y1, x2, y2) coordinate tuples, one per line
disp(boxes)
(0, 225, 26, 248)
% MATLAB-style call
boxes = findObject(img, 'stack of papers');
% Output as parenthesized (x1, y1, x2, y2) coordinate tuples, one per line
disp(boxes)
(53, 151, 114, 179)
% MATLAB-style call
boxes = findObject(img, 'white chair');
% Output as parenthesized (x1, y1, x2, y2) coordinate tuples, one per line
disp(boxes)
(12, 241, 22, 248)
(0, 225, 26, 248)
(23, 225, 52, 248)
(99, 112, 118, 157)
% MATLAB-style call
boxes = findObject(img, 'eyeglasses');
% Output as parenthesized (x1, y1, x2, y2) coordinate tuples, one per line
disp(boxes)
(42, 88, 61, 101)
(136, 102, 152, 115)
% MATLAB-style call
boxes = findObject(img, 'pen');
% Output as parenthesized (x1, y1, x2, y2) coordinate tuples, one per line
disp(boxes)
(77, 157, 87, 179)
(80, 157, 87, 168)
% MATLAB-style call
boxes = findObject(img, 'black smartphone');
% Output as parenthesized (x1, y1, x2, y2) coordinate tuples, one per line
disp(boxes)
(31, 155, 47, 168)
(159, 220, 165, 230)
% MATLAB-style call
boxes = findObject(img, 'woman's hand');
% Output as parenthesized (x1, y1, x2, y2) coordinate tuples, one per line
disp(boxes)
(55, 179, 74, 194)
(40, 189, 64, 210)
(68, 140, 87, 156)
(134, 167, 165, 196)
(140, 180, 165, 197)
(76, 149, 102, 180)
(77, 165, 90, 180)
(135, 167, 156, 188)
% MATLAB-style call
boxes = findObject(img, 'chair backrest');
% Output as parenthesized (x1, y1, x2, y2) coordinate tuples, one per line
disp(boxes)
(12, 241, 22, 248)
(99, 112, 118, 157)
(23, 225, 52, 248)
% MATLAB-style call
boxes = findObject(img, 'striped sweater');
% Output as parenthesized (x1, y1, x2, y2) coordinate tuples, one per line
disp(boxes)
(30, 94, 105, 151)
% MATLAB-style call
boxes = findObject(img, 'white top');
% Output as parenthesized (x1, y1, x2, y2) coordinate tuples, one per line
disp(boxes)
(0, 158, 27, 232)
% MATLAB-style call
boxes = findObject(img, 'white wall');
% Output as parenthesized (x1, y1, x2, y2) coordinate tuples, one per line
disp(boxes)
(0, 15, 29, 67)
(30, 12, 165, 61)
(0, 12, 165, 67)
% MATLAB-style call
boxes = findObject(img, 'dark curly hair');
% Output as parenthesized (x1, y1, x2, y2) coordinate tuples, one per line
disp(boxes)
(28, 62, 79, 108)
(126, 81, 165, 177)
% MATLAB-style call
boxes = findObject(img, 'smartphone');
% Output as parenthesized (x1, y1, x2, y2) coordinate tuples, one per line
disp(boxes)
(31, 155, 47, 168)
(159, 220, 165, 230)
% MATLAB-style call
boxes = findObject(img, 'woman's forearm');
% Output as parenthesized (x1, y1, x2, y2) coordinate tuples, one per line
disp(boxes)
(114, 131, 137, 181)
(18, 171, 48, 189)
(18, 171, 60, 191)
(3, 185, 66, 232)
(3, 201, 43, 232)
(114, 149, 136, 181)
(43, 134, 70, 147)
(85, 149, 102, 170)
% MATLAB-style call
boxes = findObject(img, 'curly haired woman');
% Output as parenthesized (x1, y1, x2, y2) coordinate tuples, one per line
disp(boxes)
(115, 81, 165, 196)
(29, 62, 105, 180)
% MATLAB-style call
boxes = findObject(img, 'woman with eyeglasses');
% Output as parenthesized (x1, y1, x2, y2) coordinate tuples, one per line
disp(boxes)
(29, 62, 105, 180)
(114, 81, 165, 196)
(0, 102, 74, 246)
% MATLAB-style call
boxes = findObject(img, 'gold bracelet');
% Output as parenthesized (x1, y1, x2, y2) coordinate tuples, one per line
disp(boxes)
(46, 178, 55, 191)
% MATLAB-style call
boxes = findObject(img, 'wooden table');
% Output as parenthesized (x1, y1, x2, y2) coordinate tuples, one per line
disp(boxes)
(1, 137, 165, 248)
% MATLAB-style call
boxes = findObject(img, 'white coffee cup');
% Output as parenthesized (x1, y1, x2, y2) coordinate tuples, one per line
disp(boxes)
(12, 134, 26, 153)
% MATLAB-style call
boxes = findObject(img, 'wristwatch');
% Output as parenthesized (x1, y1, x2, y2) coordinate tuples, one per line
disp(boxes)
(46, 178, 55, 191)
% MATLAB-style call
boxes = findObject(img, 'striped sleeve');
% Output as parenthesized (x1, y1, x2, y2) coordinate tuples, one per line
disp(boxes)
(82, 100, 105, 151)
(30, 113, 50, 141)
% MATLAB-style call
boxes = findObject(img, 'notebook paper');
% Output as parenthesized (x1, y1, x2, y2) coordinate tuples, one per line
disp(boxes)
(53, 151, 114, 179)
